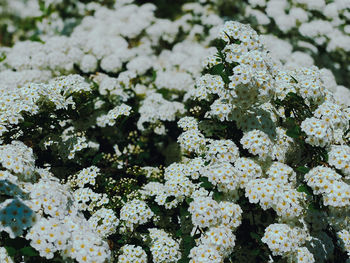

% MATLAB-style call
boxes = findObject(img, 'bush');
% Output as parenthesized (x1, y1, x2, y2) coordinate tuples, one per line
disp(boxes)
(0, 1, 350, 263)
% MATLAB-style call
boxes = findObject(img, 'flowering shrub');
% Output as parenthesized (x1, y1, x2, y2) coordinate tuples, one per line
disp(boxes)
(1, 0, 350, 262)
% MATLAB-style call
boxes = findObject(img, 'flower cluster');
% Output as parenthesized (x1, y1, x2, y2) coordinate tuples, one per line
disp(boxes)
(305, 166, 350, 207)
(148, 228, 181, 263)
(120, 200, 154, 231)
(261, 223, 309, 256)
(118, 245, 147, 263)
(96, 104, 132, 128)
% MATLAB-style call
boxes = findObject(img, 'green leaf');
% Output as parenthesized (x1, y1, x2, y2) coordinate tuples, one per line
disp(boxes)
(199, 177, 214, 190)
(185, 197, 194, 204)
(321, 152, 329, 162)
(209, 63, 224, 75)
(29, 34, 44, 43)
(213, 39, 227, 51)
(0, 54, 6, 62)
(183, 235, 195, 246)
(213, 191, 224, 202)
(151, 70, 157, 82)
(296, 166, 310, 174)
(150, 204, 161, 214)
(297, 184, 313, 196)
(220, 72, 230, 84)
(180, 206, 190, 217)
(175, 229, 182, 237)
(20, 246, 39, 256)
(286, 125, 301, 139)
(5, 246, 16, 257)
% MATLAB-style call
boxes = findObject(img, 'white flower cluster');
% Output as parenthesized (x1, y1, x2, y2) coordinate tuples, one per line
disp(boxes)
(337, 230, 350, 257)
(301, 117, 336, 148)
(67, 136, 89, 160)
(75, 166, 100, 187)
(29, 178, 72, 218)
(0, 247, 14, 263)
(0, 141, 35, 178)
(118, 245, 147, 263)
(27, 215, 111, 262)
(73, 187, 109, 212)
(202, 162, 239, 192)
(177, 120, 206, 153)
(22, 171, 112, 262)
(328, 145, 350, 178)
(305, 166, 350, 207)
(148, 228, 181, 263)
(234, 157, 262, 187)
(262, 223, 309, 256)
(96, 104, 132, 127)
(120, 199, 154, 231)
(88, 208, 119, 237)
(197, 225, 236, 256)
(241, 129, 273, 160)
(188, 198, 242, 262)
(189, 196, 242, 231)
(294, 246, 315, 263)
(141, 163, 197, 209)
(137, 93, 185, 132)
(246, 178, 305, 218)
(206, 139, 239, 163)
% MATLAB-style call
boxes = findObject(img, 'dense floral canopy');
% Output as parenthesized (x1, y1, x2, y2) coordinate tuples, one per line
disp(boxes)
(0, 0, 350, 262)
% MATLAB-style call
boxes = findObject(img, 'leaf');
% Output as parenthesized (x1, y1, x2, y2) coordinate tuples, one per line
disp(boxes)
(220, 72, 230, 84)
(213, 39, 227, 51)
(175, 229, 182, 237)
(29, 35, 44, 43)
(286, 125, 301, 139)
(213, 191, 224, 202)
(296, 166, 310, 174)
(199, 177, 214, 190)
(0, 54, 6, 62)
(20, 246, 39, 256)
(321, 152, 329, 162)
(185, 197, 194, 204)
(297, 184, 313, 196)
(180, 206, 190, 217)
(183, 235, 195, 246)
(209, 63, 224, 75)
(151, 70, 157, 82)
(150, 204, 161, 214)
(5, 246, 16, 257)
